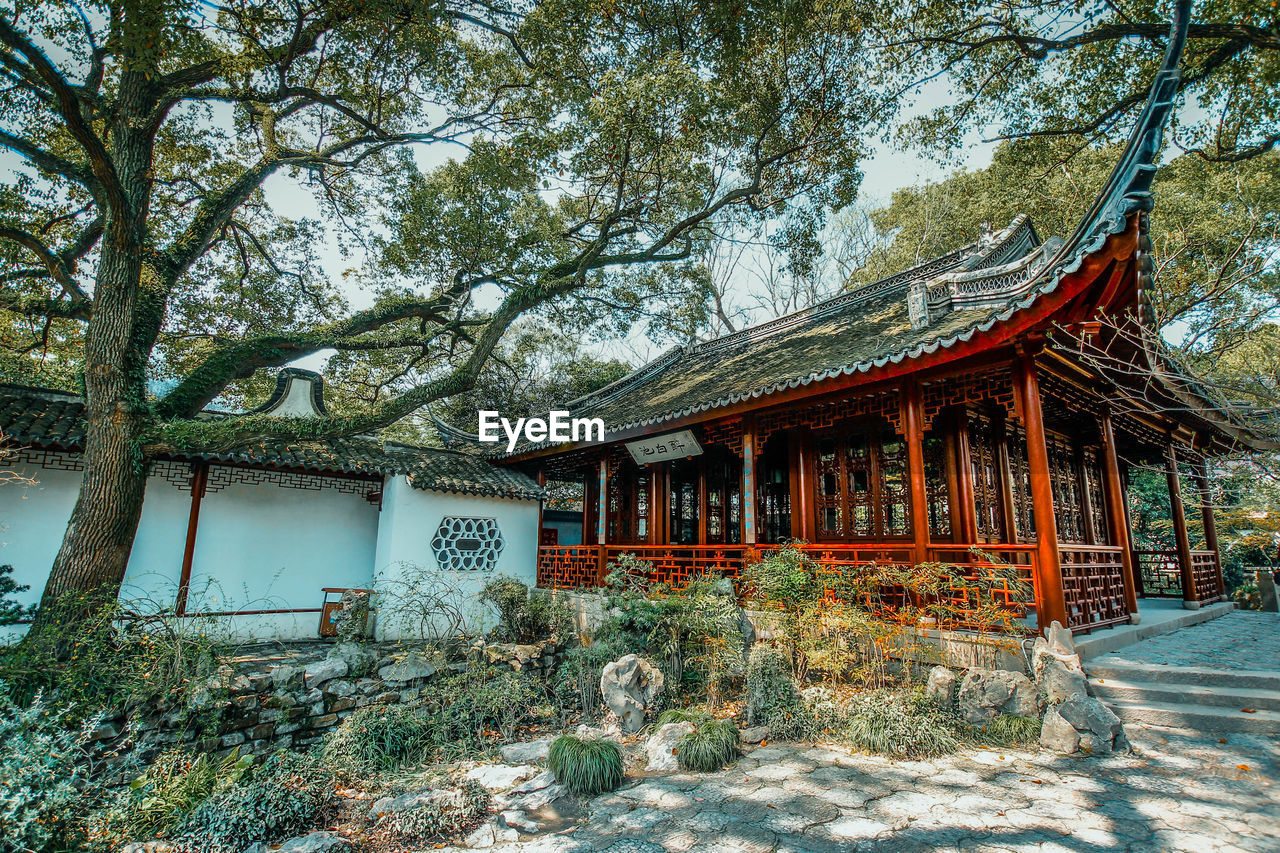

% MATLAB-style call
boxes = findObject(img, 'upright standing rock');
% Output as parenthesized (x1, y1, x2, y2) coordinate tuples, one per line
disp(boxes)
(599, 654, 665, 732)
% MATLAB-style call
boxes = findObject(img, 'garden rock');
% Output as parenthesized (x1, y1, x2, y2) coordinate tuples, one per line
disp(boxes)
(599, 654, 665, 732)
(369, 787, 457, 819)
(270, 664, 304, 690)
(1039, 706, 1081, 754)
(645, 721, 694, 772)
(466, 763, 537, 791)
(500, 737, 554, 764)
(925, 666, 958, 710)
(303, 657, 348, 688)
(740, 725, 769, 745)
(378, 651, 437, 684)
(957, 668, 1039, 723)
(242, 831, 352, 853)
(1031, 624, 1087, 704)
(328, 642, 378, 677)
(1058, 696, 1124, 745)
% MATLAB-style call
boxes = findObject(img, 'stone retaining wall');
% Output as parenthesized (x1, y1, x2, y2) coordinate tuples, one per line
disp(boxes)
(91, 638, 567, 774)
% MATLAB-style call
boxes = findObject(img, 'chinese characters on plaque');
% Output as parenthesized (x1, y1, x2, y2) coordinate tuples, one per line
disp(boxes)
(625, 429, 703, 464)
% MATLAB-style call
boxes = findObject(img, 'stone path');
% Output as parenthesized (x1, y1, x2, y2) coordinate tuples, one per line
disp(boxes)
(1094, 611, 1280, 672)
(446, 725, 1279, 853)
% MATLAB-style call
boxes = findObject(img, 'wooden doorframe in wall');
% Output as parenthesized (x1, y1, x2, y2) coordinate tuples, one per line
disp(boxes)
(175, 461, 210, 617)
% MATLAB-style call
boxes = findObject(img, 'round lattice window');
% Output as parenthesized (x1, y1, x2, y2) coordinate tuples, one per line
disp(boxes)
(430, 517, 505, 572)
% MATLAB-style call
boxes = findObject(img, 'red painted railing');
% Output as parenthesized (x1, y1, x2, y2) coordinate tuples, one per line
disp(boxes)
(1191, 550, 1225, 604)
(1058, 544, 1129, 630)
(536, 541, 1039, 631)
(1134, 548, 1182, 598)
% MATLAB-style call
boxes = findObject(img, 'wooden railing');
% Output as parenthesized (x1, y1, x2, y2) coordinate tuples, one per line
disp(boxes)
(1191, 550, 1225, 604)
(1058, 544, 1129, 631)
(536, 541, 1039, 631)
(1135, 549, 1182, 598)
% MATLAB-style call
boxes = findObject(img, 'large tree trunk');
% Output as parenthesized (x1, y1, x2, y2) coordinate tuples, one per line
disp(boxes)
(31, 57, 160, 633)
(33, 238, 152, 628)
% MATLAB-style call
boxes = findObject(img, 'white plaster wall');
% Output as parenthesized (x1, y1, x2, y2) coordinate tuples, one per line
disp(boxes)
(184, 473, 379, 627)
(0, 455, 380, 643)
(374, 475, 540, 640)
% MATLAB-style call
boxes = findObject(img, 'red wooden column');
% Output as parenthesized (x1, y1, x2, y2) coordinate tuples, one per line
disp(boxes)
(902, 382, 929, 566)
(1099, 410, 1139, 620)
(536, 468, 546, 540)
(1164, 443, 1198, 608)
(953, 412, 979, 544)
(1192, 455, 1224, 599)
(175, 461, 210, 617)
(741, 417, 758, 546)
(596, 457, 609, 583)
(1014, 355, 1069, 630)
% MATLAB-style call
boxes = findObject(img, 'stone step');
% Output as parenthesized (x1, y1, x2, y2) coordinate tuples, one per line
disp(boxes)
(1088, 677, 1280, 712)
(1102, 698, 1280, 735)
(1084, 662, 1280, 692)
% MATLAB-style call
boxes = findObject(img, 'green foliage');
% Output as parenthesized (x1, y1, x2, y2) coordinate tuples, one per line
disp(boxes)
(0, 683, 103, 853)
(0, 591, 220, 719)
(656, 707, 709, 726)
(374, 778, 490, 843)
(0, 566, 32, 627)
(675, 718, 741, 773)
(840, 690, 964, 758)
(86, 749, 253, 850)
(546, 735, 625, 795)
(745, 645, 803, 729)
(321, 705, 434, 774)
(742, 545, 1025, 687)
(419, 667, 546, 758)
(598, 557, 746, 705)
(969, 714, 1042, 749)
(552, 636, 630, 720)
(173, 750, 335, 853)
(480, 577, 571, 643)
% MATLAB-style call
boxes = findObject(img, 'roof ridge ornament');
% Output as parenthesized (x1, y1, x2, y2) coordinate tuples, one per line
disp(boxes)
(249, 368, 329, 418)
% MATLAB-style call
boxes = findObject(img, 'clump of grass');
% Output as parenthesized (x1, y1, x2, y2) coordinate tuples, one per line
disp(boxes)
(547, 735, 625, 795)
(656, 707, 709, 726)
(969, 713, 1041, 748)
(843, 690, 963, 758)
(321, 705, 434, 773)
(676, 718, 741, 772)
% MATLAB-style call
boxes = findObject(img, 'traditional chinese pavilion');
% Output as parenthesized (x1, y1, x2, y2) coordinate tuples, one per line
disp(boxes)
(497, 6, 1271, 634)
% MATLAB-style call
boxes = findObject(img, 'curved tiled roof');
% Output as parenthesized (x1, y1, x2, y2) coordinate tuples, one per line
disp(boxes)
(0, 384, 542, 501)
(493, 0, 1193, 459)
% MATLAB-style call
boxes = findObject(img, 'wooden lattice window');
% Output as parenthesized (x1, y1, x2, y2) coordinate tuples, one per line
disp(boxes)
(1083, 447, 1108, 545)
(704, 450, 742, 545)
(813, 422, 911, 540)
(1047, 433, 1085, 543)
(758, 437, 792, 544)
(1006, 424, 1036, 543)
(669, 459, 700, 545)
(924, 434, 951, 538)
(967, 412, 1006, 542)
(608, 463, 650, 544)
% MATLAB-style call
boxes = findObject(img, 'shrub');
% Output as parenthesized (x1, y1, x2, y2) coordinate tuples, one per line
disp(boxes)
(842, 690, 963, 758)
(676, 718, 740, 772)
(745, 645, 802, 728)
(546, 735, 624, 795)
(86, 749, 253, 849)
(0, 590, 220, 719)
(480, 577, 571, 643)
(0, 683, 103, 853)
(969, 713, 1042, 748)
(321, 705, 434, 773)
(420, 667, 544, 757)
(552, 637, 629, 720)
(598, 558, 745, 703)
(656, 707, 708, 726)
(0, 565, 32, 626)
(375, 778, 490, 842)
(173, 750, 335, 853)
